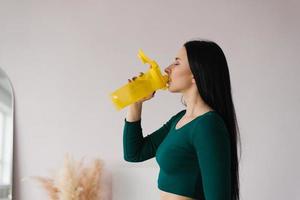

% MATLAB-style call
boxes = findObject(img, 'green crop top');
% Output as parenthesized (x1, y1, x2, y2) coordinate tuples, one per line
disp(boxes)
(123, 109, 231, 200)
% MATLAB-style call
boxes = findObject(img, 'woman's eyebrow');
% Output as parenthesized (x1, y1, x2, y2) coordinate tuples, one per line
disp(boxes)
(175, 57, 181, 60)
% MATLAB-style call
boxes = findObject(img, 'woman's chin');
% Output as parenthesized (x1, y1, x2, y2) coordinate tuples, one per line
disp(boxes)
(167, 85, 175, 92)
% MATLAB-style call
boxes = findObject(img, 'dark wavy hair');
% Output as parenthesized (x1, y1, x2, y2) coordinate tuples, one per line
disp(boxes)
(183, 39, 241, 200)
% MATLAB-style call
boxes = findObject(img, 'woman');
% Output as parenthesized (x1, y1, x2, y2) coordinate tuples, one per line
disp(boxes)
(123, 40, 241, 200)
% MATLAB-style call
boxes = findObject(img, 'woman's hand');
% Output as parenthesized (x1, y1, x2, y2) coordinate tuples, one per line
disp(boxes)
(128, 72, 156, 104)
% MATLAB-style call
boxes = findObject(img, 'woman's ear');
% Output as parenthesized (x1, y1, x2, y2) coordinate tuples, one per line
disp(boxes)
(191, 76, 196, 84)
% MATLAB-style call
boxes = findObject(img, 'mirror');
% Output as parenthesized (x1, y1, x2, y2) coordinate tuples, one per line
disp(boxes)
(0, 67, 14, 200)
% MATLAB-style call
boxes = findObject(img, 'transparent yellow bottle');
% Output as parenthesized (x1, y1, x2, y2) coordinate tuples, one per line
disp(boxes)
(109, 49, 169, 111)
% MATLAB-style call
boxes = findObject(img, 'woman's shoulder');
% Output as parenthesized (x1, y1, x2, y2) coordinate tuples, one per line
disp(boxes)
(176, 109, 186, 116)
(165, 109, 186, 124)
(172, 109, 186, 119)
(192, 111, 230, 139)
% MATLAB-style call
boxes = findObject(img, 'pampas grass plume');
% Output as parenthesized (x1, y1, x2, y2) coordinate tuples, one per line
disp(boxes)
(33, 155, 104, 200)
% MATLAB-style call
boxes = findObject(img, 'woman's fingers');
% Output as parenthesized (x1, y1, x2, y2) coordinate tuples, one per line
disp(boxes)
(128, 72, 145, 82)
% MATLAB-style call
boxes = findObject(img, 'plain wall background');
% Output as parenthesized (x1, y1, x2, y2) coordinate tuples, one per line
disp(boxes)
(0, 0, 299, 199)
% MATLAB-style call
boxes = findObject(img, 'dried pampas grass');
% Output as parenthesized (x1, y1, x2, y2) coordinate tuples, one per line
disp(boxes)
(33, 177, 59, 200)
(33, 155, 104, 200)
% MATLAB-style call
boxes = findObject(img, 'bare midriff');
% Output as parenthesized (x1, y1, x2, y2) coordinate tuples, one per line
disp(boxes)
(159, 189, 197, 200)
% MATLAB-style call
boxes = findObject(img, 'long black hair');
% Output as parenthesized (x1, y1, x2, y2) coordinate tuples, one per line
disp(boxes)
(183, 39, 241, 200)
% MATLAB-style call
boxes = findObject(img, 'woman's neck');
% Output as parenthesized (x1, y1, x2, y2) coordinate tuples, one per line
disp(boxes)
(182, 90, 213, 118)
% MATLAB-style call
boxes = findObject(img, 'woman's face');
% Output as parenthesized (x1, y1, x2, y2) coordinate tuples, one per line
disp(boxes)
(164, 46, 194, 93)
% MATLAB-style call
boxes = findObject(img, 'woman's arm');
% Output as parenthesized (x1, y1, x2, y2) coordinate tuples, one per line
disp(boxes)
(126, 102, 142, 122)
(192, 116, 231, 200)
(123, 102, 183, 162)
(123, 110, 176, 162)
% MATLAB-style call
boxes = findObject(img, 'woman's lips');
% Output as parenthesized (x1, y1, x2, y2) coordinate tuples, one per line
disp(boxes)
(167, 78, 171, 87)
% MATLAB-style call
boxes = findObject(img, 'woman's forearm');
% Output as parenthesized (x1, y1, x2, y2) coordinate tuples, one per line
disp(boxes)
(126, 102, 143, 122)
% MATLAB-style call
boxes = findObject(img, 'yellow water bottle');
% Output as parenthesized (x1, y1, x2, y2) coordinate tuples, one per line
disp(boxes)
(109, 49, 169, 111)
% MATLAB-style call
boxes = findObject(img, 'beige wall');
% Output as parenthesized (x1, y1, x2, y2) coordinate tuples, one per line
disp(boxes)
(0, 0, 299, 199)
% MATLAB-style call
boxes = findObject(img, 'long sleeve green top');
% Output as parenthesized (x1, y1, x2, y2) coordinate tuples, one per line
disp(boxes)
(123, 109, 231, 200)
